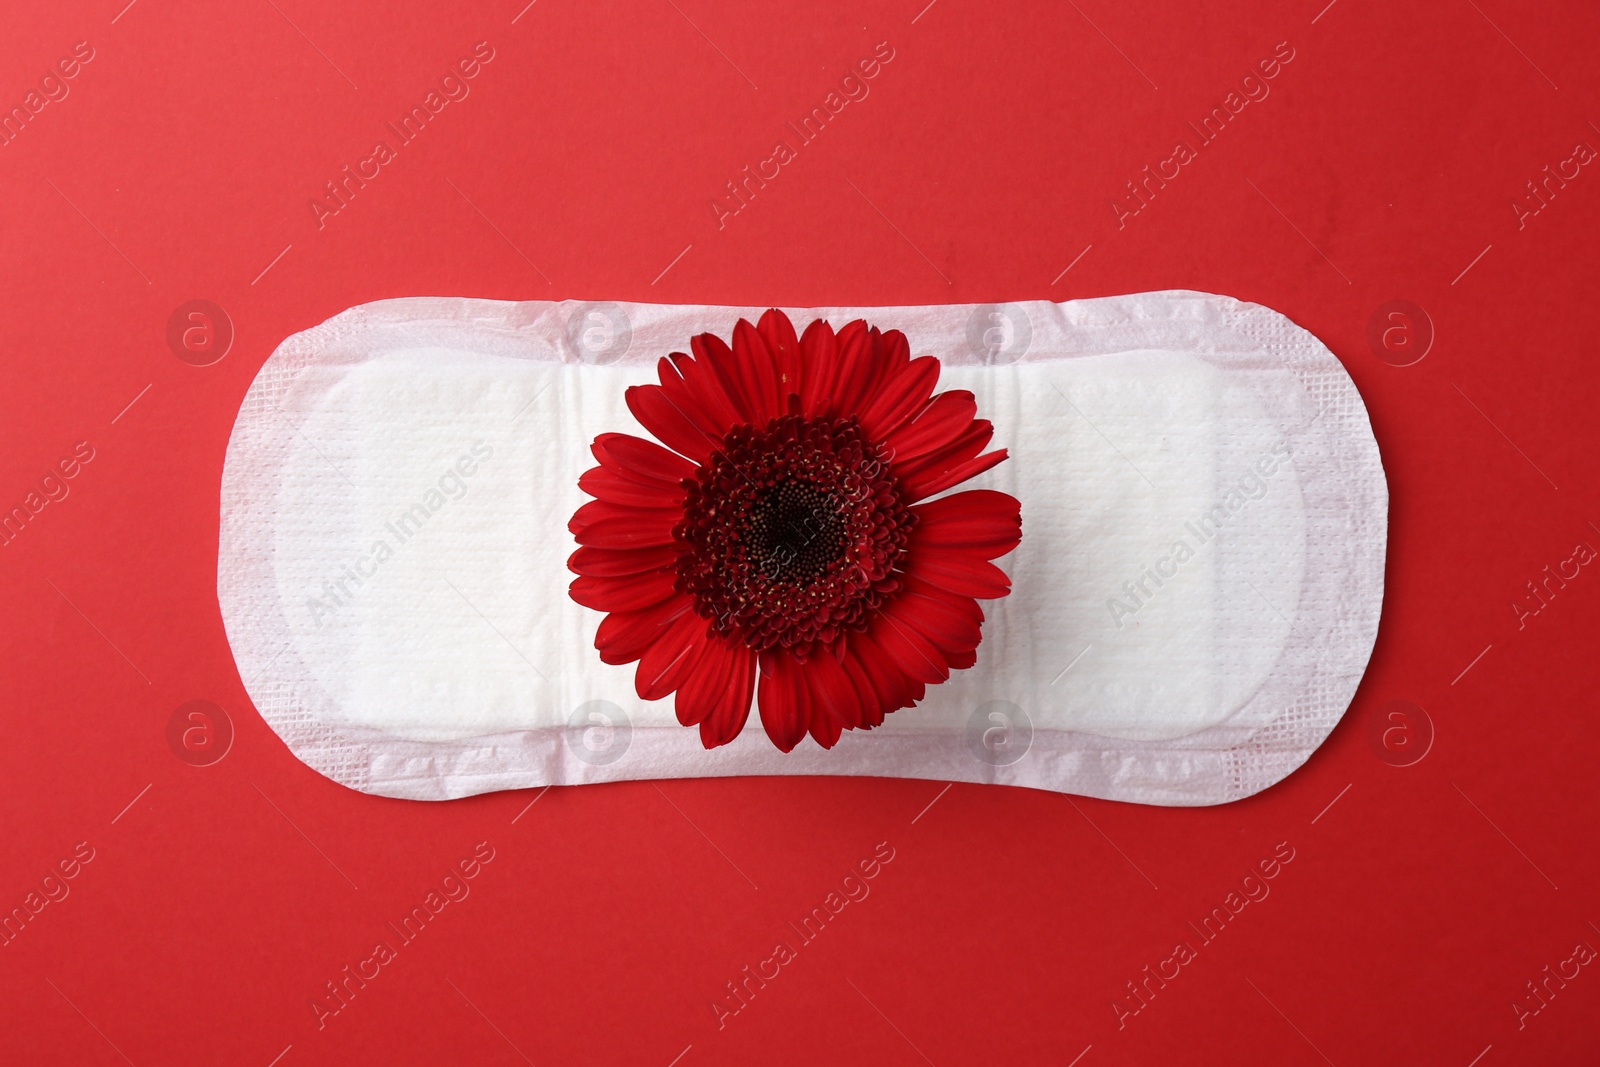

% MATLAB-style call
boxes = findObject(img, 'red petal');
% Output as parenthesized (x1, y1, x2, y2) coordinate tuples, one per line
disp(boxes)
(892, 418, 994, 497)
(594, 596, 693, 664)
(847, 327, 899, 416)
(578, 465, 684, 508)
(830, 320, 878, 416)
(675, 640, 729, 727)
(677, 640, 756, 746)
(696, 332, 758, 427)
(569, 567, 679, 613)
(908, 490, 1022, 556)
(843, 632, 909, 726)
(901, 573, 984, 624)
(880, 329, 911, 368)
(899, 447, 1008, 503)
(635, 610, 711, 700)
(756, 651, 811, 752)
(674, 343, 745, 436)
(759, 309, 803, 409)
(805, 647, 862, 742)
(625, 384, 715, 464)
(886, 390, 978, 463)
(571, 514, 680, 550)
(857, 355, 939, 441)
(902, 676, 927, 706)
(593, 433, 696, 485)
(732, 319, 779, 425)
(658, 352, 739, 443)
(900, 548, 1012, 598)
(837, 644, 889, 730)
(568, 544, 681, 578)
(808, 690, 845, 748)
(797, 319, 840, 419)
(569, 498, 677, 536)
(868, 608, 950, 685)
(892, 588, 982, 656)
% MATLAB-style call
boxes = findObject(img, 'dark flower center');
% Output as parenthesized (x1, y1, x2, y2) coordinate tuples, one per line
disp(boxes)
(676, 414, 913, 658)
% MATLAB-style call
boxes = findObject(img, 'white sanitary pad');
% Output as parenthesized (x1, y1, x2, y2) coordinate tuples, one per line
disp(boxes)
(218, 291, 1386, 805)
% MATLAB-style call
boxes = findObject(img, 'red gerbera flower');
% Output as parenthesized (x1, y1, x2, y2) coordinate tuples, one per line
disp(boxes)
(567, 309, 1022, 752)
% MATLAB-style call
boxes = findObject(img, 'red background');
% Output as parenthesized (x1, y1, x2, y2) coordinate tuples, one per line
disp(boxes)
(2, 0, 1597, 1063)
